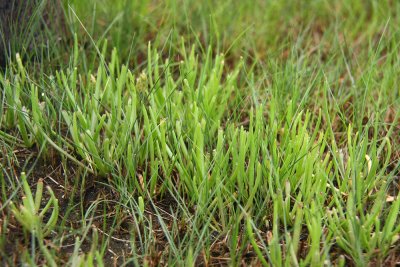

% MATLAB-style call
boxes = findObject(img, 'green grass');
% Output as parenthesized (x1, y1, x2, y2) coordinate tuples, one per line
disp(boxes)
(1, 0, 400, 266)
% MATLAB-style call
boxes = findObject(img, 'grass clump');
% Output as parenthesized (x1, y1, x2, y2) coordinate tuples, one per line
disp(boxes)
(1, 0, 400, 266)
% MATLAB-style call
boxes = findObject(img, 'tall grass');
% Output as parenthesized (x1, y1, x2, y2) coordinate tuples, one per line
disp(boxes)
(1, 0, 399, 265)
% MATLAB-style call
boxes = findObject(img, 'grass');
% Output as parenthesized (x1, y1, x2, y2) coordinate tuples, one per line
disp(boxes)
(1, 0, 400, 266)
